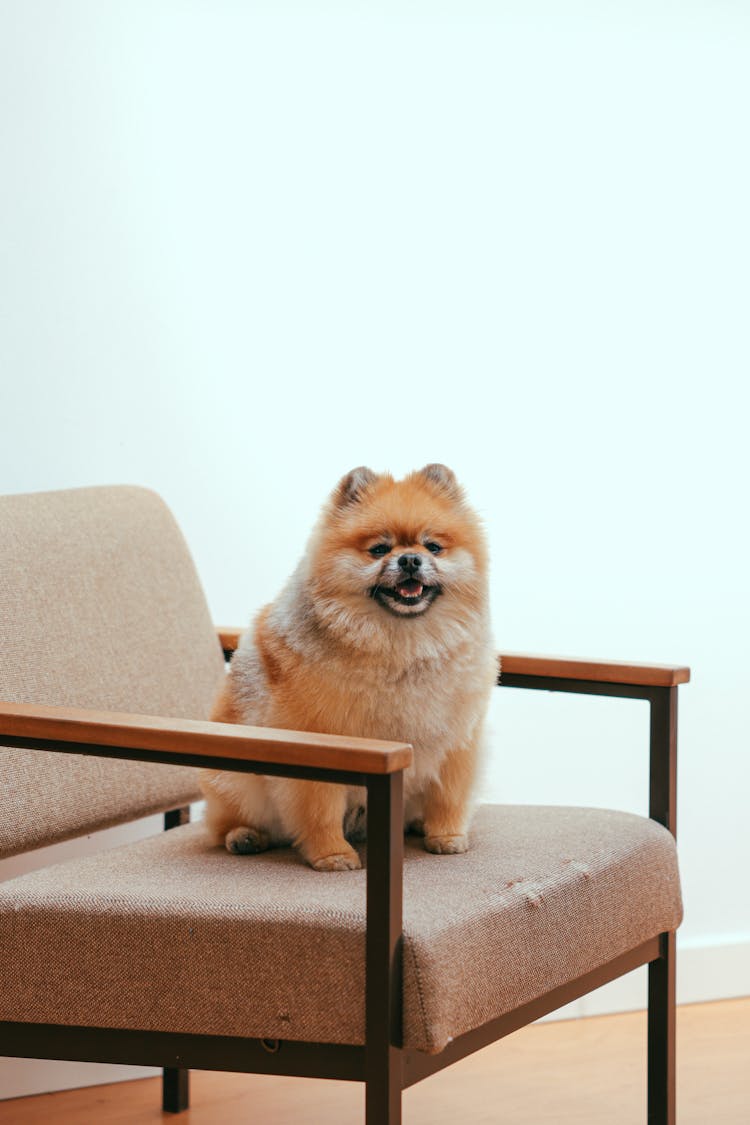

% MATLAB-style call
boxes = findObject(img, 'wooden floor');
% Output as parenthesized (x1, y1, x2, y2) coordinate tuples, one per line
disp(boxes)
(1, 1000, 747, 1123)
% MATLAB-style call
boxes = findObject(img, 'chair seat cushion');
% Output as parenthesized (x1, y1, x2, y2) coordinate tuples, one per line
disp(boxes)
(0, 804, 682, 1053)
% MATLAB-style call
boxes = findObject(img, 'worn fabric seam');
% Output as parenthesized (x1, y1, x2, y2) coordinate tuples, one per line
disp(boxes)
(406, 936, 430, 1051)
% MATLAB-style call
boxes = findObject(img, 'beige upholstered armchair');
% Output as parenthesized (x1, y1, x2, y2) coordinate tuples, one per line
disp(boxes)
(0, 486, 687, 1123)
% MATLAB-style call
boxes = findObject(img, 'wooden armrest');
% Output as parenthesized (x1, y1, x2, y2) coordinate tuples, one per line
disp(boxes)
(216, 628, 690, 688)
(0, 702, 412, 776)
(217, 626, 243, 653)
(499, 653, 690, 688)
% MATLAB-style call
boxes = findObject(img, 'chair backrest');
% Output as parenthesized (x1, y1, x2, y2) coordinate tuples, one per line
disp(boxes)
(0, 485, 225, 859)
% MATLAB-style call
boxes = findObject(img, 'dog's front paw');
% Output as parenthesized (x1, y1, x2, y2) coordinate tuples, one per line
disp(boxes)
(424, 833, 469, 855)
(225, 826, 270, 855)
(310, 847, 362, 872)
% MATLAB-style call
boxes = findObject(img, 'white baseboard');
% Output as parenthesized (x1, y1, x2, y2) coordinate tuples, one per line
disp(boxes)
(0, 1058, 157, 1101)
(540, 932, 750, 1022)
(2, 935, 748, 1099)
(676, 932, 750, 1006)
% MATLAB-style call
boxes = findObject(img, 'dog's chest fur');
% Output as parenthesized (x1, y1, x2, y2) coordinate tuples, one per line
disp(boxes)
(231, 610, 494, 796)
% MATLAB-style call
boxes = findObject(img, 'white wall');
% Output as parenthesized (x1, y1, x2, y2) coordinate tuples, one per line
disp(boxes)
(1, 0, 749, 1098)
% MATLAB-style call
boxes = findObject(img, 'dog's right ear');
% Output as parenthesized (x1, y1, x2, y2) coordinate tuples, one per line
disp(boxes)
(333, 466, 379, 508)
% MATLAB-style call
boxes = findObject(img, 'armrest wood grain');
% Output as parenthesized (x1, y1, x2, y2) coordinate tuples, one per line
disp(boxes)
(500, 653, 690, 688)
(215, 629, 690, 688)
(0, 702, 412, 776)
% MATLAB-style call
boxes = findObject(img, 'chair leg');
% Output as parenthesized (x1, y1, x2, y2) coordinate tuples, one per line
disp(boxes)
(365, 1047, 402, 1125)
(162, 808, 191, 1113)
(162, 1066, 190, 1113)
(647, 931, 676, 1125)
(365, 773, 404, 1124)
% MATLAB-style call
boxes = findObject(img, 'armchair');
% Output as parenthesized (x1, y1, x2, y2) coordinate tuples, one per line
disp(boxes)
(0, 486, 687, 1123)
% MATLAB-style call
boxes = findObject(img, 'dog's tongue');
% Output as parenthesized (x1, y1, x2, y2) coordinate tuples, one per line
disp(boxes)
(398, 580, 423, 598)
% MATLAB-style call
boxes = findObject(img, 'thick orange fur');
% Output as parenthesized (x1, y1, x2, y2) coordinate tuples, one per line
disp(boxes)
(201, 465, 496, 871)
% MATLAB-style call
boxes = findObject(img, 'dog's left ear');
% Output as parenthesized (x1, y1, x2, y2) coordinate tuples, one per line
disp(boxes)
(417, 463, 463, 500)
(333, 466, 379, 508)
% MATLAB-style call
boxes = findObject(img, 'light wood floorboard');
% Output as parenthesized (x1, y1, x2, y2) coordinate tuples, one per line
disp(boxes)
(0, 999, 747, 1123)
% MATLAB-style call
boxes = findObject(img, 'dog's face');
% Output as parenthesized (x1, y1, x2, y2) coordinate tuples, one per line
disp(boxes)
(307, 465, 488, 630)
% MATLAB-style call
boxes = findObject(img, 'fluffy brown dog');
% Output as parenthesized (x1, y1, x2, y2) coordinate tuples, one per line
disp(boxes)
(201, 464, 496, 871)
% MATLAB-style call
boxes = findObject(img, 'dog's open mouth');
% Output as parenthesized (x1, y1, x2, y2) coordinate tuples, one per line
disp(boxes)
(371, 579, 441, 615)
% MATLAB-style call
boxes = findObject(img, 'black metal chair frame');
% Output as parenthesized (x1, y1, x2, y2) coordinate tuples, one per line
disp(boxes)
(0, 658, 679, 1125)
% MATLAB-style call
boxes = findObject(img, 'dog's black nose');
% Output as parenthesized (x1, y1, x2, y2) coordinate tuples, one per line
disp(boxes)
(398, 553, 422, 573)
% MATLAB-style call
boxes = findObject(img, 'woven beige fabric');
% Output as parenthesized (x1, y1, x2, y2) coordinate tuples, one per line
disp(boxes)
(0, 486, 225, 858)
(0, 804, 682, 1052)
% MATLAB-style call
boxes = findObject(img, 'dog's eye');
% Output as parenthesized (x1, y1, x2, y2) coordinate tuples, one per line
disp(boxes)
(368, 543, 391, 557)
(425, 541, 442, 554)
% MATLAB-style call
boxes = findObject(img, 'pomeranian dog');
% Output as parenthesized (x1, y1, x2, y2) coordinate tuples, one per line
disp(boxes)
(201, 464, 496, 871)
